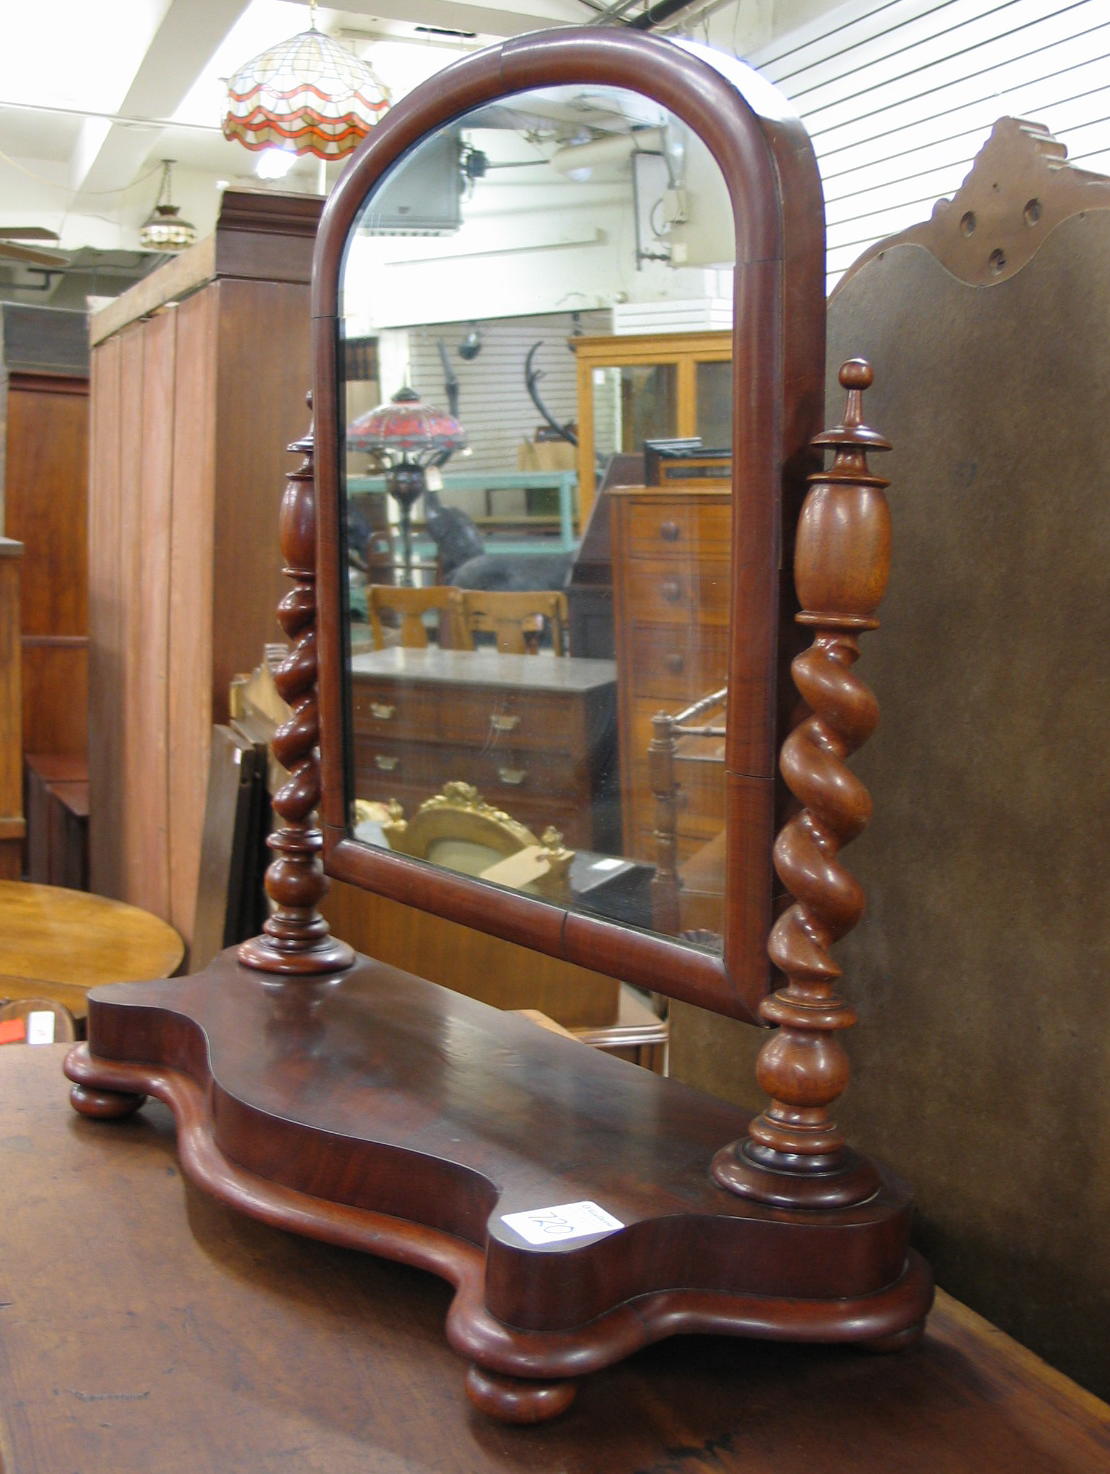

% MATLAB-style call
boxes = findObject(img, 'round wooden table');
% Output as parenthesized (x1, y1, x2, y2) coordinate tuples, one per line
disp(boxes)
(0, 881, 184, 1020)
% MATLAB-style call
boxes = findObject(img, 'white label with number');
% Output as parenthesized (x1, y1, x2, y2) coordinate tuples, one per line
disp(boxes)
(500, 1199, 624, 1246)
(27, 1010, 56, 1044)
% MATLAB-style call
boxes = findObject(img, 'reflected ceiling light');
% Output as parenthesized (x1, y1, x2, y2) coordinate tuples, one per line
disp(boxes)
(549, 126, 664, 179)
(255, 145, 298, 181)
(138, 160, 197, 252)
(223, 0, 390, 162)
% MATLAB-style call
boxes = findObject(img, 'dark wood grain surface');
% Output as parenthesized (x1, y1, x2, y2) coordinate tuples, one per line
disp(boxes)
(2, 1043, 1107, 1474)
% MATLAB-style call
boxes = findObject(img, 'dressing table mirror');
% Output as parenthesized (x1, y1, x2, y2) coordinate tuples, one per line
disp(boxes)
(65, 26, 931, 1424)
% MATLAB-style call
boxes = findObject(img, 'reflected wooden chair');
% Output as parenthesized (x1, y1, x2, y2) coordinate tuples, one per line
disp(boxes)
(381, 780, 573, 903)
(648, 685, 728, 945)
(383, 781, 667, 1070)
(457, 589, 570, 655)
(366, 584, 468, 651)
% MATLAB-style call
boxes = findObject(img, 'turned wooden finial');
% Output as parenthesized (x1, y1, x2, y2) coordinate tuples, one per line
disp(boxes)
(712, 359, 891, 1208)
(239, 403, 355, 976)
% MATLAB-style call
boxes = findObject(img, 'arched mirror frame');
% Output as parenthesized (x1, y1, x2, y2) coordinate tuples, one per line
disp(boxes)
(313, 26, 826, 1023)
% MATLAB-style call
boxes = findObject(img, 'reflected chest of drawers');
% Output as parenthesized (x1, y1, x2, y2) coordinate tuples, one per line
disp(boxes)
(610, 486, 730, 860)
(349, 647, 619, 851)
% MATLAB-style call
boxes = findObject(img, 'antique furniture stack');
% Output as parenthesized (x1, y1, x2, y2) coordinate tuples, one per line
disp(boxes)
(65, 28, 931, 1423)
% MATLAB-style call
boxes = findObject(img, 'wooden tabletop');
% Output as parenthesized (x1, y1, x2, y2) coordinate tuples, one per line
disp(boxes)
(1, 1044, 1106, 1474)
(0, 881, 183, 1016)
(349, 644, 618, 692)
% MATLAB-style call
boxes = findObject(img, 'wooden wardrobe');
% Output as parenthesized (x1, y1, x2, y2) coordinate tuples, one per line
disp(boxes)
(0, 304, 89, 763)
(87, 191, 321, 953)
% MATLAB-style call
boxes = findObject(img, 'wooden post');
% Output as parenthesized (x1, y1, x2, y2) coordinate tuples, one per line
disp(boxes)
(238, 410, 355, 976)
(713, 360, 891, 1207)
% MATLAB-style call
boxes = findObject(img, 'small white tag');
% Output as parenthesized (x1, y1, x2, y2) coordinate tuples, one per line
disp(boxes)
(501, 1199, 624, 1246)
(26, 1010, 56, 1045)
(591, 857, 624, 872)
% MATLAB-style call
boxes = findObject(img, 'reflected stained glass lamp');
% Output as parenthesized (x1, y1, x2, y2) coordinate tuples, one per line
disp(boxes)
(347, 387, 467, 583)
(223, 0, 390, 161)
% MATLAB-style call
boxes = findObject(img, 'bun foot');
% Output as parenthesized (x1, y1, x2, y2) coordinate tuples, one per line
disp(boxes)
(69, 1082, 146, 1120)
(860, 1321, 926, 1354)
(464, 1365, 577, 1423)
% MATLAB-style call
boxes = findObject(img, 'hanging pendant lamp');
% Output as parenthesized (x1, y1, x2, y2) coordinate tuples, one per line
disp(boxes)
(223, 0, 390, 161)
(138, 160, 197, 251)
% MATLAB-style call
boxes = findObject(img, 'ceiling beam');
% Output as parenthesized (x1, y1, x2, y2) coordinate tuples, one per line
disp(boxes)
(331, 0, 593, 42)
(70, 0, 251, 199)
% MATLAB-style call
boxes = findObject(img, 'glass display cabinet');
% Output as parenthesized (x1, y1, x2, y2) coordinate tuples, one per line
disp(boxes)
(574, 328, 732, 523)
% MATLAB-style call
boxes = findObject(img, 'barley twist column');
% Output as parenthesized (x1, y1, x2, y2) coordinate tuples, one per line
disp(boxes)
(713, 359, 891, 1208)
(238, 408, 355, 976)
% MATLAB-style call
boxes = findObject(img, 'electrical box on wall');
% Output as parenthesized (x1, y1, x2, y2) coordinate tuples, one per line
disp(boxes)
(665, 124, 735, 269)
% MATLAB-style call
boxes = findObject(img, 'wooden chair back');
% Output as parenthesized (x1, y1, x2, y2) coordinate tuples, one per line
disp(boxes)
(458, 589, 569, 655)
(648, 686, 727, 943)
(366, 585, 467, 651)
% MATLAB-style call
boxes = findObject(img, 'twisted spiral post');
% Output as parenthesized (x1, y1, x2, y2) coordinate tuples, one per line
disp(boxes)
(238, 408, 355, 976)
(713, 359, 891, 1208)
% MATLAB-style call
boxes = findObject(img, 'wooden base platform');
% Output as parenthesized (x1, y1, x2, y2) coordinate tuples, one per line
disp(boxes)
(66, 948, 931, 1422)
(3, 1045, 1105, 1470)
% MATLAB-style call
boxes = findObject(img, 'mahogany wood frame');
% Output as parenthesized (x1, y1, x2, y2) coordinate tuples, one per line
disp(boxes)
(64, 29, 929, 1426)
(311, 27, 827, 1023)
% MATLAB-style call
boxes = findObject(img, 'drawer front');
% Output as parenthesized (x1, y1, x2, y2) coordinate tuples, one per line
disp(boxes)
(626, 499, 731, 560)
(622, 560, 730, 626)
(626, 622, 729, 701)
(355, 738, 586, 804)
(353, 744, 596, 849)
(351, 679, 585, 754)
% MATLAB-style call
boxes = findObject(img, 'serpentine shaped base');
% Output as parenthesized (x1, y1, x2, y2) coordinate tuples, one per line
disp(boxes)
(65, 950, 932, 1422)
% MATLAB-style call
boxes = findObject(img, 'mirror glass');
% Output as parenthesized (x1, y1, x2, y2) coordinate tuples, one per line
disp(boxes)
(337, 83, 736, 953)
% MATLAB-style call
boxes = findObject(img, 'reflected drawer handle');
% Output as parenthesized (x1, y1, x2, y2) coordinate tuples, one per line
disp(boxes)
(374, 754, 400, 772)
(659, 520, 681, 542)
(490, 713, 520, 733)
(498, 766, 527, 786)
(665, 652, 685, 674)
(370, 702, 395, 721)
(661, 579, 684, 603)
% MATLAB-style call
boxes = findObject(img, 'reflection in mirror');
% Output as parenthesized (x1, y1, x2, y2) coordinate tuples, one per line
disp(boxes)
(337, 84, 736, 954)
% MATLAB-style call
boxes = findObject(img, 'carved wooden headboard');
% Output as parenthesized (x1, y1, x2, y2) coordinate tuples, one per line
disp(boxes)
(825, 117, 1110, 1397)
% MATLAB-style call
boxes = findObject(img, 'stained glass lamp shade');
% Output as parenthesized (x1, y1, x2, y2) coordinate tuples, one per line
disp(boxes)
(138, 161, 196, 251)
(347, 387, 467, 582)
(223, 21, 390, 160)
